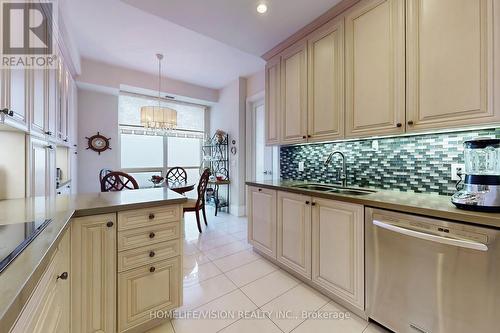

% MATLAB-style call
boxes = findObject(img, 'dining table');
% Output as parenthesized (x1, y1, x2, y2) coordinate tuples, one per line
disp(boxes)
(165, 181, 196, 195)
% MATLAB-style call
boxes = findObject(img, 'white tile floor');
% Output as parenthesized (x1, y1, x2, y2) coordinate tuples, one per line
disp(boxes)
(147, 208, 390, 333)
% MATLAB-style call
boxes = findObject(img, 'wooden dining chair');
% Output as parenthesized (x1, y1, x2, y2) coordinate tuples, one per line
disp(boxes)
(183, 168, 210, 233)
(100, 171, 139, 192)
(166, 167, 187, 183)
(99, 169, 113, 183)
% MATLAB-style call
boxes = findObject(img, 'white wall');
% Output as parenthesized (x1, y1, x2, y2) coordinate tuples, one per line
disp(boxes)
(78, 58, 219, 104)
(77, 88, 120, 193)
(246, 70, 265, 97)
(210, 78, 247, 216)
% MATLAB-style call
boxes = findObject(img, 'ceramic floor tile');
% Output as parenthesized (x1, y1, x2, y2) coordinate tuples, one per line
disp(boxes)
(172, 290, 257, 333)
(180, 274, 237, 311)
(212, 249, 261, 272)
(363, 322, 392, 333)
(225, 258, 277, 287)
(145, 320, 175, 333)
(183, 241, 201, 256)
(204, 241, 252, 260)
(183, 252, 212, 270)
(183, 261, 222, 287)
(292, 301, 369, 333)
(241, 270, 300, 307)
(262, 283, 329, 332)
(220, 317, 283, 333)
(196, 234, 238, 251)
(230, 230, 248, 241)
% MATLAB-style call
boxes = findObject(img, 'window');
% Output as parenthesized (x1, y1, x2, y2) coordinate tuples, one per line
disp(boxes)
(118, 93, 206, 188)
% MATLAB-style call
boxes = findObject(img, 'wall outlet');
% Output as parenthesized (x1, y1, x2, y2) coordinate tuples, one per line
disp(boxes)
(451, 163, 465, 181)
(298, 161, 304, 172)
(372, 140, 379, 151)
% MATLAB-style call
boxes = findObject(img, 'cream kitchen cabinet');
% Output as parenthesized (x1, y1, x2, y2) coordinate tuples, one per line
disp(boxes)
(345, 0, 406, 138)
(30, 68, 47, 137)
(280, 40, 308, 144)
(265, 55, 281, 145)
(9, 229, 71, 333)
(2, 68, 29, 131)
(277, 191, 312, 279)
(71, 213, 117, 333)
(311, 198, 364, 311)
(405, 0, 498, 131)
(57, 61, 69, 143)
(28, 138, 56, 197)
(307, 16, 345, 142)
(248, 186, 277, 258)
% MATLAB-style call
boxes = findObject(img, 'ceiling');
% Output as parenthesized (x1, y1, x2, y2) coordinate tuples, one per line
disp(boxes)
(64, 0, 342, 90)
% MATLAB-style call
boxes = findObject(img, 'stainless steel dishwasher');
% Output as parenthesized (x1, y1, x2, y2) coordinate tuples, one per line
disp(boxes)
(365, 208, 500, 333)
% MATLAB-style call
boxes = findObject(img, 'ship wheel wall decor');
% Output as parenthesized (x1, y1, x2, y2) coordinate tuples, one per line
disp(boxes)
(86, 132, 111, 155)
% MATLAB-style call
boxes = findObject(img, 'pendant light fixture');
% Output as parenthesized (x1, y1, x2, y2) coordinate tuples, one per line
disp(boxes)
(140, 54, 177, 131)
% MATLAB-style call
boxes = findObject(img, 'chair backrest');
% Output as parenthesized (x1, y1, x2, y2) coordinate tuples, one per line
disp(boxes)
(166, 167, 187, 183)
(100, 171, 139, 192)
(195, 168, 211, 206)
(99, 169, 113, 183)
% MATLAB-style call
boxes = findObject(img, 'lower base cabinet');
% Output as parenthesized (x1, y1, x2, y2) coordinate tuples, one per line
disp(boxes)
(71, 213, 117, 333)
(248, 186, 365, 313)
(118, 257, 180, 332)
(9, 229, 71, 333)
(311, 198, 364, 310)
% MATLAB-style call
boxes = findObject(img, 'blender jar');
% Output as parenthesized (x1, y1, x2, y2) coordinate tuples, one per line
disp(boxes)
(463, 138, 500, 175)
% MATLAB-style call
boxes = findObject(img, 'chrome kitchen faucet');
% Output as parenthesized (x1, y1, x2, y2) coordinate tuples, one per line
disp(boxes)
(324, 151, 347, 187)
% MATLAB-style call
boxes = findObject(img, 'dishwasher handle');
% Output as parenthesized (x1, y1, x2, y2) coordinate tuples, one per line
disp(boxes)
(373, 219, 488, 252)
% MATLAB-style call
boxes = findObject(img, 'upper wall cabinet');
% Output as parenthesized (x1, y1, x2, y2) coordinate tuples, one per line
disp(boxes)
(406, 0, 497, 131)
(3, 68, 29, 131)
(265, 56, 281, 145)
(30, 68, 47, 137)
(280, 40, 308, 144)
(345, 0, 405, 138)
(307, 17, 345, 142)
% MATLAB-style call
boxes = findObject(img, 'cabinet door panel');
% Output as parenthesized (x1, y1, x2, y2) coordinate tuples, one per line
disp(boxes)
(31, 68, 46, 135)
(118, 257, 180, 332)
(345, 0, 405, 138)
(248, 186, 277, 258)
(6, 68, 28, 128)
(30, 139, 48, 197)
(281, 41, 308, 144)
(312, 199, 364, 310)
(308, 17, 344, 142)
(406, 0, 496, 130)
(277, 191, 311, 279)
(47, 67, 58, 138)
(71, 214, 116, 333)
(265, 56, 281, 145)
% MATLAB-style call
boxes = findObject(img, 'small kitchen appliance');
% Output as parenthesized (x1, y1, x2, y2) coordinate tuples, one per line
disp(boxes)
(451, 137, 500, 211)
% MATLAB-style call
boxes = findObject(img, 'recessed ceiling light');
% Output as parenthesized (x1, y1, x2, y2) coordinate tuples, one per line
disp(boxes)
(257, 3, 267, 14)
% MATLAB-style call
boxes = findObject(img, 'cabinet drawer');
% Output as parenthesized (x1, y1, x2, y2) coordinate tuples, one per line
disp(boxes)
(118, 239, 181, 272)
(118, 205, 181, 231)
(118, 257, 180, 332)
(118, 223, 180, 252)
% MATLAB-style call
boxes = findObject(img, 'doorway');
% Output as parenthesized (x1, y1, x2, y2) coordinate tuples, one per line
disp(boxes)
(251, 100, 278, 181)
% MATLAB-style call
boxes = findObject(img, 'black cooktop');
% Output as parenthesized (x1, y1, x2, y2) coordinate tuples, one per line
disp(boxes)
(0, 218, 52, 273)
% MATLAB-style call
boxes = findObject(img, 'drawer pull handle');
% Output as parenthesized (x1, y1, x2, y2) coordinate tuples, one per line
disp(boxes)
(311, 202, 316, 206)
(150, 267, 156, 273)
(305, 201, 310, 205)
(407, 120, 414, 126)
(149, 232, 156, 239)
(149, 251, 155, 258)
(56, 272, 68, 281)
(396, 123, 402, 128)
(106, 221, 114, 228)
(149, 213, 155, 220)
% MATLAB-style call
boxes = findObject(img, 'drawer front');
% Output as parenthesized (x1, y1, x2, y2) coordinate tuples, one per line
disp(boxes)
(118, 205, 181, 231)
(118, 223, 180, 252)
(118, 257, 180, 332)
(118, 239, 181, 272)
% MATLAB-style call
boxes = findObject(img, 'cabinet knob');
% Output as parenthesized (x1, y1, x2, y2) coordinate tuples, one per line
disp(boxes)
(149, 213, 155, 220)
(307, 135, 311, 138)
(407, 120, 414, 126)
(311, 202, 316, 206)
(149, 232, 156, 239)
(396, 123, 402, 128)
(150, 267, 156, 273)
(46, 145, 54, 150)
(258, 188, 262, 192)
(149, 251, 155, 258)
(56, 272, 68, 280)
(45, 131, 53, 135)
(305, 201, 310, 205)
(302, 135, 307, 139)
(106, 221, 114, 228)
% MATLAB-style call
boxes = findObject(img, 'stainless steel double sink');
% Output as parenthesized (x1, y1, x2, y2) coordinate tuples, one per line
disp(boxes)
(290, 183, 376, 196)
